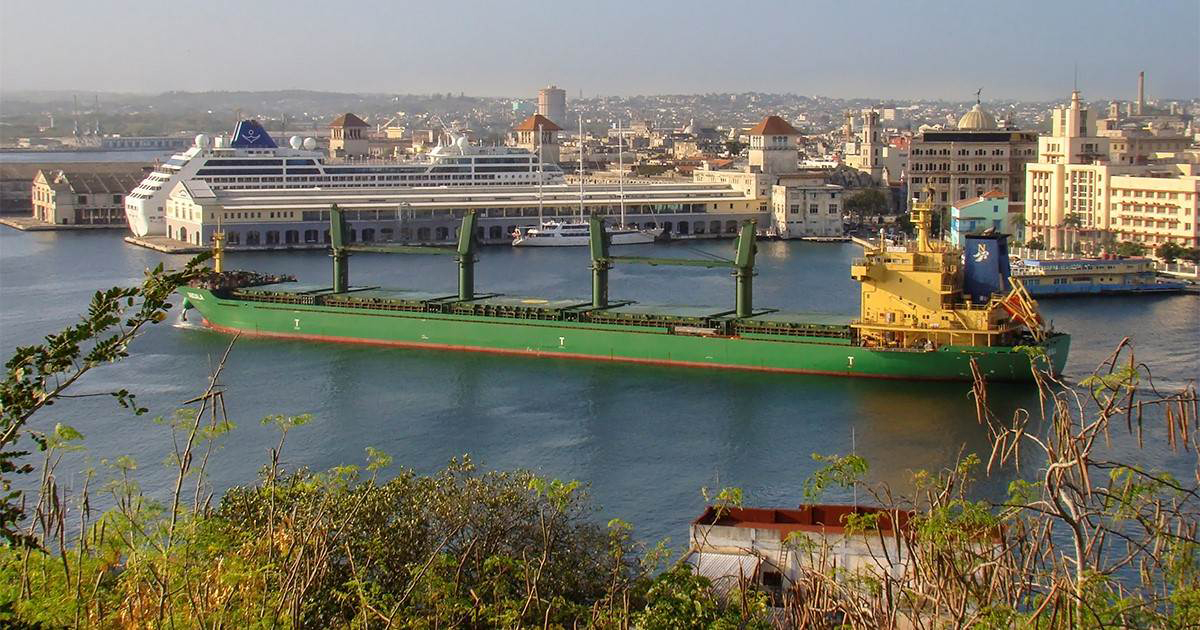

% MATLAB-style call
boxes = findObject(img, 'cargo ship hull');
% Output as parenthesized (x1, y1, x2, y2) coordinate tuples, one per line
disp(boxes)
(180, 287, 1069, 382)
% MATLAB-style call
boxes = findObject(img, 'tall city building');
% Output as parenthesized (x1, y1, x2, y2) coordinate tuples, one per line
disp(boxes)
(1025, 90, 1199, 250)
(906, 99, 1037, 220)
(537, 85, 567, 128)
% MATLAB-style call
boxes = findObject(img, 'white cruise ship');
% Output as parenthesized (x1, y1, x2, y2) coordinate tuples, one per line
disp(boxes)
(124, 119, 565, 236)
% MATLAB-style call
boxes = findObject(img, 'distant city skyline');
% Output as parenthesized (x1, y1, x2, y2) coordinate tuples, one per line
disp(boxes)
(1, 0, 1197, 101)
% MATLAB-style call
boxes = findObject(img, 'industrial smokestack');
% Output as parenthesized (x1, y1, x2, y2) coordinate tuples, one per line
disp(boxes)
(1137, 71, 1145, 116)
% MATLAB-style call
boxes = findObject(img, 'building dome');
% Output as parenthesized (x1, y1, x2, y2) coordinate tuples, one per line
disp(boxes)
(957, 103, 997, 130)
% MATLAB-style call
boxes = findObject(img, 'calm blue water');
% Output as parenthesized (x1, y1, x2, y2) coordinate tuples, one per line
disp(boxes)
(1, 229, 1196, 546)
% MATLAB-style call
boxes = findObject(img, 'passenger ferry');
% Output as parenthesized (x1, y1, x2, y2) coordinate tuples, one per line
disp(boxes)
(1012, 257, 1188, 296)
(124, 120, 564, 236)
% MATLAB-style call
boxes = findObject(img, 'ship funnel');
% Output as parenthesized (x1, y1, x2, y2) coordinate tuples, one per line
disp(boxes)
(963, 233, 1011, 304)
(229, 120, 278, 149)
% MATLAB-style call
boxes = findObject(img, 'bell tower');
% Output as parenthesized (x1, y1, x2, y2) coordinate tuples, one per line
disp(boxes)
(329, 113, 370, 159)
(747, 115, 800, 175)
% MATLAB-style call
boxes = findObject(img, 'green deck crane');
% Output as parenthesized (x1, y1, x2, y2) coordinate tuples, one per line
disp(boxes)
(588, 215, 758, 318)
(329, 204, 478, 300)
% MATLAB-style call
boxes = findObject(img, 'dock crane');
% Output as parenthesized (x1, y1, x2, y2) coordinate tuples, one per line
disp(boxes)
(588, 215, 758, 318)
(328, 204, 478, 301)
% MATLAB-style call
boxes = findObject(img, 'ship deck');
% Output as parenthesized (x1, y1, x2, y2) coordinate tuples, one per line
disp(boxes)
(222, 282, 855, 340)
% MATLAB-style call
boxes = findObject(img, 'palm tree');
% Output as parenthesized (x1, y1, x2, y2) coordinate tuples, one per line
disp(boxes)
(1009, 214, 1026, 242)
(1059, 214, 1082, 254)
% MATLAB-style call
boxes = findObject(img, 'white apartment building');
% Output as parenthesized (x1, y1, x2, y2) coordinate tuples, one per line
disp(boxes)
(1025, 91, 1199, 250)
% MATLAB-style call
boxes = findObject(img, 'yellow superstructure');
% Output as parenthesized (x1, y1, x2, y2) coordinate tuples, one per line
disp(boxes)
(850, 191, 1039, 349)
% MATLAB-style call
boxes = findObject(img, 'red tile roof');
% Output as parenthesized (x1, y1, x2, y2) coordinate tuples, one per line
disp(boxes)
(748, 115, 800, 136)
(330, 113, 369, 128)
(514, 114, 563, 132)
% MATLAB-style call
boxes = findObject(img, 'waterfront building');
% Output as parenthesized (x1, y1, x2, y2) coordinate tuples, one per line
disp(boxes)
(31, 168, 143, 225)
(161, 180, 761, 248)
(512, 114, 562, 165)
(946, 191, 1018, 247)
(0, 165, 41, 215)
(906, 99, 1037, 221)
(747, 115, 801, 175)
(697, 115, 850, 239)
(537, 85, 567, 128)
(328, 113, 370, 159)
(1024, 90, 1200, 250)
(771, 181, 844, 238)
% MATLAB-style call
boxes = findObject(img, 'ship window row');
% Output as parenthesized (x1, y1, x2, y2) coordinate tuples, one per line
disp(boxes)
(475, 156, 534, 164)
(200, 174, 516, 186)
(203, 159, 284, 167)
(224, 203, 726, 226)
(189, 221, 752, 249)
(196, 168, 284, 176)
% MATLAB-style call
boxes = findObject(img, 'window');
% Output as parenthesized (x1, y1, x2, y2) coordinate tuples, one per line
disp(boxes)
(809, 204, 819, 214)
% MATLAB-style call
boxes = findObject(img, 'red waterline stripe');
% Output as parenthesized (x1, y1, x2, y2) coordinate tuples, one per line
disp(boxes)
(200, 319, 972, 382)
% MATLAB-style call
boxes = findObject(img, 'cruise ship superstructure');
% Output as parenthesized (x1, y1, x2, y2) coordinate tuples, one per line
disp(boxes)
(124, 120, 565, 236)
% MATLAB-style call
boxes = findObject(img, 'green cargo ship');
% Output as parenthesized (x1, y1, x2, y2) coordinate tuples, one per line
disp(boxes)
(181, 197, 1068, 382)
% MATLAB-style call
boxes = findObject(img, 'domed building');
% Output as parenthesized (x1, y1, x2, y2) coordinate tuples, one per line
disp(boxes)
(956, 103, 998, 131)
(907, 94, 1038, 230)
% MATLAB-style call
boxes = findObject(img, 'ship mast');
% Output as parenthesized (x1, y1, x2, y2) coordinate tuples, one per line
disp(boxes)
(537, 122, 544, 226)
(618, 119, 625, 228)
(578, 114, 585, 221)
(911, 187, 936, 253)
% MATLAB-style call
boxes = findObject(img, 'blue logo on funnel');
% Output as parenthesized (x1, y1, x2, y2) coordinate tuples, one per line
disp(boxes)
(229, 120, 277, 149)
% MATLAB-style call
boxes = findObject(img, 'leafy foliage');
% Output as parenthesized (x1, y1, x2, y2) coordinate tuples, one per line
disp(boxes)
(0, 255, 209, 548)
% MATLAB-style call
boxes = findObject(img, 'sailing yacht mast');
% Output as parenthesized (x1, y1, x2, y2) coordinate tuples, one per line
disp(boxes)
(578, 114, 585, 221)
(618, 119, 625, 228)
(537, 123, 544, 225)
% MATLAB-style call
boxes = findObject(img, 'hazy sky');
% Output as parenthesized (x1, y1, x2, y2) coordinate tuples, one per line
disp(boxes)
(1, 0, 1197, 101)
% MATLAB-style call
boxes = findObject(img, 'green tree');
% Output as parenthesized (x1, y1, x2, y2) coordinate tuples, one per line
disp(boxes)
(1115, 241, 1147, 257)
(1157, 241, 1185, 262)
(0, 256, 208, 547)
(1059, 213, 1083, 254)
(844, 188, 889, 226)
(1008, 213, 1026, 241)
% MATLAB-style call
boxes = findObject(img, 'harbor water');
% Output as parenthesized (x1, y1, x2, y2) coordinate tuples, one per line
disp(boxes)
(1, 228, 1197, 546)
